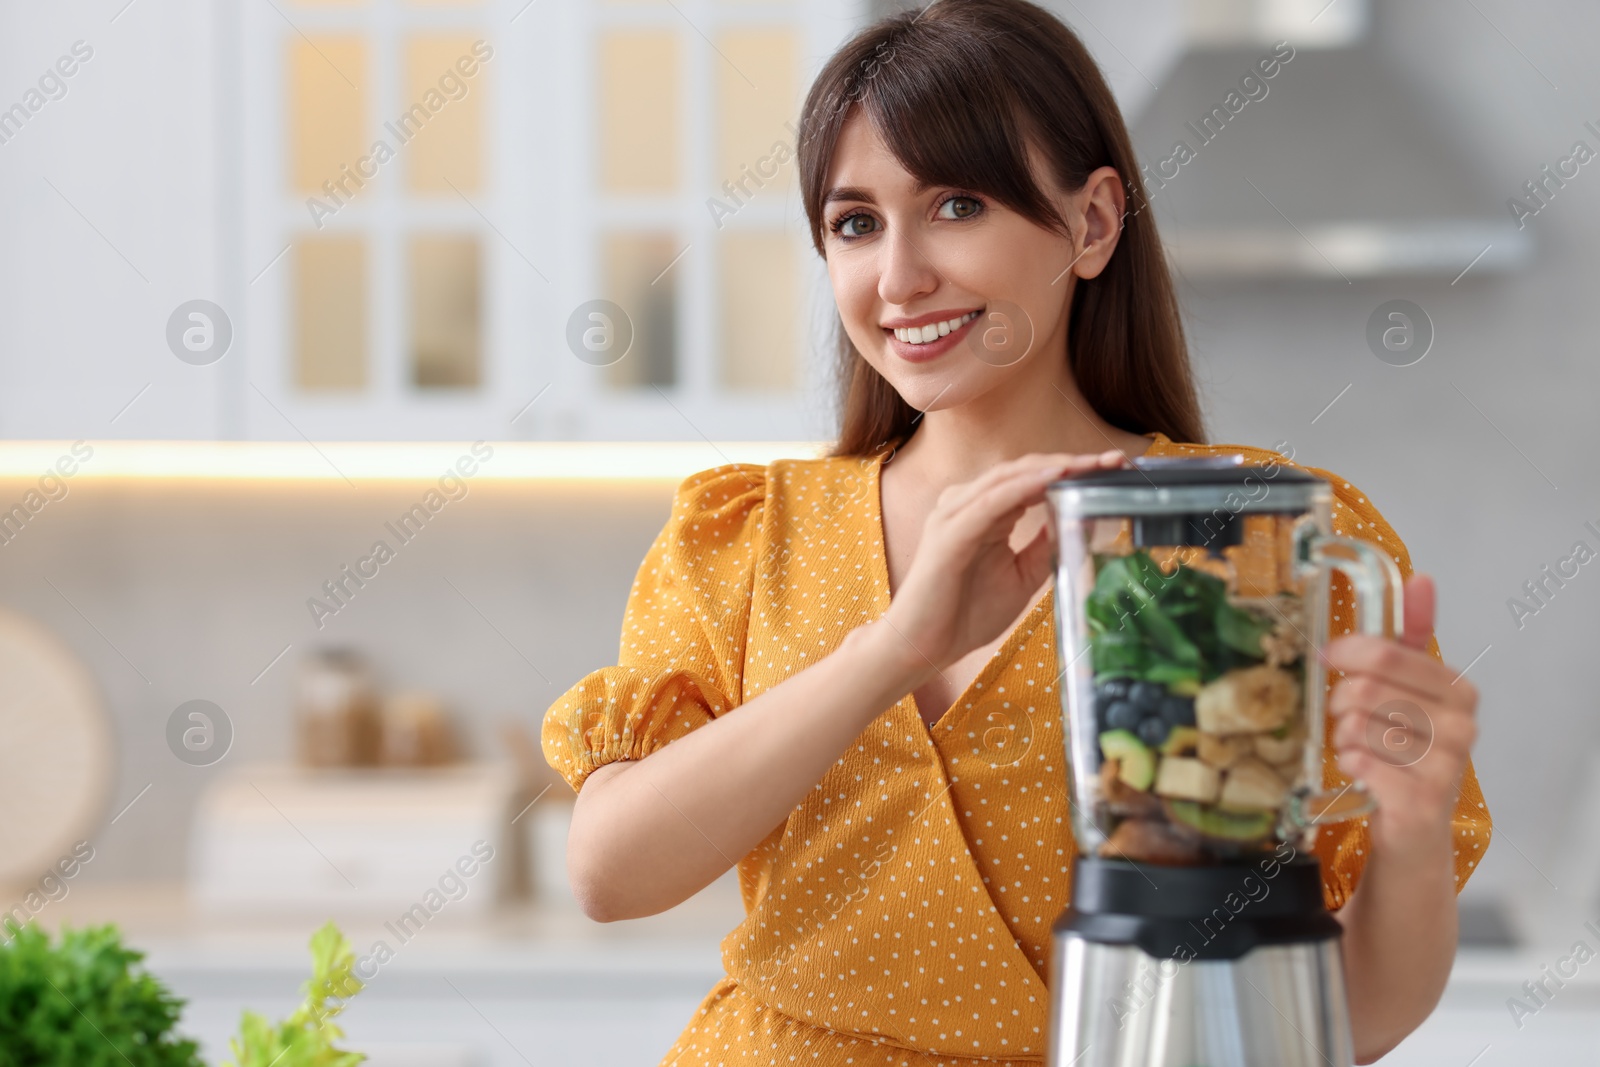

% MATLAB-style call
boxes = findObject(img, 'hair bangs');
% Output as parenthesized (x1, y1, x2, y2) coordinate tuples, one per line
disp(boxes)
(854, 35, 1068, 238)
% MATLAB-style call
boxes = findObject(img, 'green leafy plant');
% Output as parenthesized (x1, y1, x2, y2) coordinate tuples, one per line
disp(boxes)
(0, 918, 204, 1067)
(1086, 549, 1277, 687)
(224, 921, 366, 1067)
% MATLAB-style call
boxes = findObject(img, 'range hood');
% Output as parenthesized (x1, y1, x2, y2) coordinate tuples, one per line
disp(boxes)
(1121, 9, 1532, 281)
(863, 0, 1532, 281)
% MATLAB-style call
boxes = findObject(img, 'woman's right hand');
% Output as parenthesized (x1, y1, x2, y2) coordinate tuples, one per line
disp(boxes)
(874, 449, 1133, 688)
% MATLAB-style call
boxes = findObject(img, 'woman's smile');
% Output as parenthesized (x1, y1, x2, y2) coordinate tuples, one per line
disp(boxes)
(882, 307, 984, 362)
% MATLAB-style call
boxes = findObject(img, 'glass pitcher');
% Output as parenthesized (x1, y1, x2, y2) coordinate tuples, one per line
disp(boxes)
(1043, 454, 1405, 865)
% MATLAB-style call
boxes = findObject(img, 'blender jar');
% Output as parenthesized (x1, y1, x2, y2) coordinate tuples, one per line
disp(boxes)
(1044, 454, 1405, 866)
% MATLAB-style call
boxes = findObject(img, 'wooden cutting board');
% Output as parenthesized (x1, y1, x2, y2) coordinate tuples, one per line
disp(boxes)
(0, 606, 113, 890)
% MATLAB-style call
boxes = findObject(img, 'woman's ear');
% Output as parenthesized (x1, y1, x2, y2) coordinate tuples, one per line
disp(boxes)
(1062, 165, 1126, 282)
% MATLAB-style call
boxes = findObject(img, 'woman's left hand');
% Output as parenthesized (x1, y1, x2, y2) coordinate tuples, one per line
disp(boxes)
(1324, 574, 1479, 854)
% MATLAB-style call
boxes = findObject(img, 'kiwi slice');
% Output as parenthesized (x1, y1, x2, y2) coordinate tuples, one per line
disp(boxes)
(1162, 799, 1275, 842)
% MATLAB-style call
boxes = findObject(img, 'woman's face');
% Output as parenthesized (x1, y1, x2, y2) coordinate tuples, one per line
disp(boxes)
(821, 109, 1125, 416)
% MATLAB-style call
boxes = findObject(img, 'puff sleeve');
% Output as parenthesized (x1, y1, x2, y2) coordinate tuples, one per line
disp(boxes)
(541, 463, 767, 794)
(1298, 463, 1494, 910)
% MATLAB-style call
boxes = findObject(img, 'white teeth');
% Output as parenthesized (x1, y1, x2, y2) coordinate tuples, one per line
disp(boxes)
(893, 310, 980, 345)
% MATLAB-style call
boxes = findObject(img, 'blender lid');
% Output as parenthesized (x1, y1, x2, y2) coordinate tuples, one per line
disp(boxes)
(1047, 452, 1328, 517)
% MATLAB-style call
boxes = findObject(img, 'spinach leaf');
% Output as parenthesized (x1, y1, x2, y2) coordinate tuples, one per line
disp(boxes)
(1216, 597, 1275, 657)
(1087, 554, 1202, 685)
(1085, 548, 1276, 687)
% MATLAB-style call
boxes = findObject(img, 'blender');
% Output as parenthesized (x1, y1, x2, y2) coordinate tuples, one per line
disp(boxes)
(1041, 453, 1405, 1067)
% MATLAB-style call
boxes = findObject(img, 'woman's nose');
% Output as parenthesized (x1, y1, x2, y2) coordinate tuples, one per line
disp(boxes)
(876, 227, 942, 307)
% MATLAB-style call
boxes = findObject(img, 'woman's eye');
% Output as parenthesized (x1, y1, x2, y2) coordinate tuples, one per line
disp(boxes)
(838, 213, 878, 238)
(940, 196, 981, 220)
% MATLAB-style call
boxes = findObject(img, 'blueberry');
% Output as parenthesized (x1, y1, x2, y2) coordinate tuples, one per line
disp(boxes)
(1094, 679, 1130, 726)
(1105, 700, 1141, 732)
(1159, 695, 1196, 727)
(1129, 681, 1164, 711)
(1136, 715, 1169, 748)
(1099, 678, 1131, 702)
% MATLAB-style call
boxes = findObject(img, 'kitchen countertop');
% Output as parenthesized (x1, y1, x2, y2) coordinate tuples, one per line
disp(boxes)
(27, 882, 1565, 983)
(30, 877, 744, 981)
(22, 883, 1600, 1065)
(28, 881, 1571, 992)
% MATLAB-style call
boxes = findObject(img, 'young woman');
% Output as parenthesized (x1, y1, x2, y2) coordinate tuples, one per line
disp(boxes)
(543, 1, 1490, 1063)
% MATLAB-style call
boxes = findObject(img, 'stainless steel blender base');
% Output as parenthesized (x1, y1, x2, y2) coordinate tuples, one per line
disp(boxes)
(1048, 933, 1354, 1067)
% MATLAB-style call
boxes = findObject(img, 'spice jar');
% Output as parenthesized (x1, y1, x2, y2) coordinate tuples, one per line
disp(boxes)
(294, 648, 381, 767)
(379, 691, 455, 767)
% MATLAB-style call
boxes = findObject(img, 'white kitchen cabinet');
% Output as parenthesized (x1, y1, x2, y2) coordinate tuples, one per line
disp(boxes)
(0, 1, 869, 443)
(189, 763, 520, 915)
(230, 0, 870, 443)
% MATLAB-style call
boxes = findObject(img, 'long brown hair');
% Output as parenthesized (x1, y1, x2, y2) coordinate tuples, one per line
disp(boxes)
(797, 0, 1207, 457)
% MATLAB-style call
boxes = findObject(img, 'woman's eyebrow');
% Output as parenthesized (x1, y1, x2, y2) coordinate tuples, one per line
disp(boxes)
(823, 179, 937, 206)
(823, 186, 875, 206)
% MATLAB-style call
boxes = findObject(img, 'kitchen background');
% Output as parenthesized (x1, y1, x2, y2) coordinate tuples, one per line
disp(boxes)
(0, 0, 1596, 1063)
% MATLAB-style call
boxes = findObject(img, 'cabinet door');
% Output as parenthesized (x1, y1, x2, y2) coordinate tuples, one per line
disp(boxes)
(240, 4, 531, 441)
(235, 0, 866, 442)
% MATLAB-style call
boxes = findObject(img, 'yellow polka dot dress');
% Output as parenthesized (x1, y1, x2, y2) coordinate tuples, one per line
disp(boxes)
(541, 430, 1492, 1065)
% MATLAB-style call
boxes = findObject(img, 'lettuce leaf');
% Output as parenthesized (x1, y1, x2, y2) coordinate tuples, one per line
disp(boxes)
(223, 922, 366, 1067)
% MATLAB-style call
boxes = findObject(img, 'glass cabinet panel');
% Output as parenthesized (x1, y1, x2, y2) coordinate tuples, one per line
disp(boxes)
(293, 235, 368, 391)
(719, 231, 796, 391)
(408, 234, 482, 389)
(598, 30, 679, 193)
(403, 35, 485, 193)
(601, 232, 680, 389)
(289, 37, 367, 196)
(715, 28, 798, 206)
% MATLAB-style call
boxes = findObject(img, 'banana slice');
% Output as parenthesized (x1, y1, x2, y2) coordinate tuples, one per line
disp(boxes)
(1195, 665, 1300, 735)
(1218, 757, 1289, 812)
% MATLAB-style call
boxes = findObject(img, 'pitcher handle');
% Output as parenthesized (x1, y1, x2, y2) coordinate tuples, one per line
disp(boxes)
(1284, 528, 1405, 828)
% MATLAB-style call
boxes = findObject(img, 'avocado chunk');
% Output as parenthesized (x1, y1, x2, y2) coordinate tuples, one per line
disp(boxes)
(1099, 730, 1156, 791)
(1161, 799, 1276, 842)
(1160, 725, 1201, 756)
